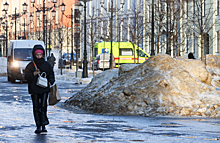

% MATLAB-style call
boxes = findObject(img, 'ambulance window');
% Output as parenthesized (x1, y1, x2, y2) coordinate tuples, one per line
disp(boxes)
(136, 50, 147, 57)
(119, 48, 133, 56)
(94, 48, 98, 57)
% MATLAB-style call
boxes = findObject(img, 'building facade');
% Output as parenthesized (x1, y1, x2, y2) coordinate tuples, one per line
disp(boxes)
(80, 0, 220, 60)
(0, 0, 80, 57)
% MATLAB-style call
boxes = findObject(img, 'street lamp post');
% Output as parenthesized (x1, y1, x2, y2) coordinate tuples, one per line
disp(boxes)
(2, 21, 8, 56)
(151, 0, 155, 56)
(100, 0, 125, 69)
(10, 22, 13, 40)
(22, 2, 28, 39)
(75, 4, 82, 72)
(61, 5, 75, 69)
(79, 0, 92, 78)
(8, 2, 28, 40)
(11, 7, 19, 40)
(31, 0, 57, 56)
(2, 1, 9, 56)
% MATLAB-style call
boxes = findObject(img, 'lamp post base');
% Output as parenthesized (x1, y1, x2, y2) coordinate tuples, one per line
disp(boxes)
(70, 59, 74, 69)
(83, 60, 88, 78)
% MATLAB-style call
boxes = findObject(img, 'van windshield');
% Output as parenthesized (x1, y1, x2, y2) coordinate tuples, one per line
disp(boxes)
(14, 48, 33, 61)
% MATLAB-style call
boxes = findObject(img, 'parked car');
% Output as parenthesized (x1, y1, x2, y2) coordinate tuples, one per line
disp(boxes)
(92, 53, 115, 70)
(62, 53, 71, 65)
(59, 53, 82, 68)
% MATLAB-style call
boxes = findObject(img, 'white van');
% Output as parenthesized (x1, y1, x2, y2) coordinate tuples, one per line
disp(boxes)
(7, 40, 45, 83)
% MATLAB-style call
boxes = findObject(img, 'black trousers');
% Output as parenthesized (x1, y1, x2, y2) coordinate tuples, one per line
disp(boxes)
(31, 93, 49, 127)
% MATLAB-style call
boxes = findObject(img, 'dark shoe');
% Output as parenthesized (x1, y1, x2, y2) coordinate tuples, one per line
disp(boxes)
(35, 127, 41, 134)
(42, 125, 47, 132)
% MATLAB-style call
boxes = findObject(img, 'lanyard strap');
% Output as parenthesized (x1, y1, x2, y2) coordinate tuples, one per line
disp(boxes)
(33, 61, 38, 70)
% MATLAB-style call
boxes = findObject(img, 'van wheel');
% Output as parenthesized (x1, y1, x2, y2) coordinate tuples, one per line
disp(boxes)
(7, 75, 11, 81)
(10, 76, 16, 83)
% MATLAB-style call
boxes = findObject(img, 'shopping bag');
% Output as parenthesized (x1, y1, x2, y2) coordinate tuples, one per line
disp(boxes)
(49, 84, 61, 105)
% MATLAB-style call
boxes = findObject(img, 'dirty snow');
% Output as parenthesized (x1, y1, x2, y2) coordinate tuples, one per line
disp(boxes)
(0, 57, 7, 76)
(65, 54, 220, 118)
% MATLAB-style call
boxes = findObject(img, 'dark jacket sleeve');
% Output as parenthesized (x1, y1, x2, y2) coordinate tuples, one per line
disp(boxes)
(25, 62, 35, 83)
(47, 63, 55, 85)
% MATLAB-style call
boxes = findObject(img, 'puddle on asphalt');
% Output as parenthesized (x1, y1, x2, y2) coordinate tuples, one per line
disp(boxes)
(129, 140, 145, 142)
(63, 121, 76, 123)
(5, 135, 16, 137)
(122, 127, 142, 131)
(191, 119, 207, 121)
(204, 138, 219, 140)
(149, 122, 184, 128)
(87, 120, 126, 124)
(185, 136, 196, 138)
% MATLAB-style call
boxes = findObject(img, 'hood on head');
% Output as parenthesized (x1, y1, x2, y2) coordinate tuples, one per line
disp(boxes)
(32, 45, 45, 58)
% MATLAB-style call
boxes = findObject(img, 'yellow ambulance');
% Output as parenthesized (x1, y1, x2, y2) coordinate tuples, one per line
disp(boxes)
(94, 42, 150, 67)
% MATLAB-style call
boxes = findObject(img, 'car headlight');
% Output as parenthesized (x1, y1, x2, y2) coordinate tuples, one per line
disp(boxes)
(13, 61, 19, 67)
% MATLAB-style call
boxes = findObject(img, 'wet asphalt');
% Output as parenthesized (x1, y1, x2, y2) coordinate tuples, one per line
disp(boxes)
(0, 76, 220, 143)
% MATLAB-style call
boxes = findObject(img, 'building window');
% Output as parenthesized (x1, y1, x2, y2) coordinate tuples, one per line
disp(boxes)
(127, 0, 131, 10)
(186, 35, 188, 53)
(193, 32, 195, 53)
(185, 0, 189, 19)
(202, 0, 205, 16)
(217, 31, 220, 53)
(147, 5, 150, 22)
(107, 0, 110, 12)
(148, 36, 151, 53)
(217, 0, 220, 15)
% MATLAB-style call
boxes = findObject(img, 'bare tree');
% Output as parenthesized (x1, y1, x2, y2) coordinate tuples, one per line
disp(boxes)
(121, 1, 147, 64)
(186, 0, 220, 63)
(145, 0, 192, 57)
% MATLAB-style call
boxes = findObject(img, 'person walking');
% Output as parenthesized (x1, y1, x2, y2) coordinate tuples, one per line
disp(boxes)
(25, 45, 55, 134)
(50, 53, 56, 69)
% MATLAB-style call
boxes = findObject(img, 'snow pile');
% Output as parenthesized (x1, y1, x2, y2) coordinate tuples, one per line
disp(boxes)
(205, 54, 220, 77)
(0, 57, 7, 76)
(176, 57, 212, 85)
(204, 55, 220, 88)
(118, 64, 138, 76)
(65, 54, 220, 118)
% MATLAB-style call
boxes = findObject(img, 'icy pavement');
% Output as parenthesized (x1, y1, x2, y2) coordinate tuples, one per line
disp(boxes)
(0, 77, 220, 142)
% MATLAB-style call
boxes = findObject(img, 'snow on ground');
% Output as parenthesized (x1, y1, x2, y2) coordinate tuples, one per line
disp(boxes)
(51, 48, 103, 84)
(0, 54, 101, 84)
(0, 57, 7, 76)
(54, 69, 102, 84)
(65, 54, 220, 118)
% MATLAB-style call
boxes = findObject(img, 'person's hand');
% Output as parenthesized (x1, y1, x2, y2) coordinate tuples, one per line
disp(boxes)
(33, 70, 40, 76)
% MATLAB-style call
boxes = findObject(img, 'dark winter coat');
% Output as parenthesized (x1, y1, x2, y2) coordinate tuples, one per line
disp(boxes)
(25, 45, 55, 94)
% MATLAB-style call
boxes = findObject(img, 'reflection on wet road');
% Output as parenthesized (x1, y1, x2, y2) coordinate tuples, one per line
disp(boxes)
(0, 77, 220, 142)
